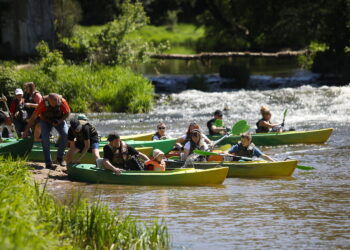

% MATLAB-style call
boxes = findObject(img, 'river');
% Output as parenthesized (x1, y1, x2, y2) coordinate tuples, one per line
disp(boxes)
(47, 60, 350, 249)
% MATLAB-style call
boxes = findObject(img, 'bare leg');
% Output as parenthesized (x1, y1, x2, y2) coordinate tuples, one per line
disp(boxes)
(91, 148, 100, 160)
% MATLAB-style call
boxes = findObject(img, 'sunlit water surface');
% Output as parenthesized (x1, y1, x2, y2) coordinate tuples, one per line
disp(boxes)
(49, 83, 350, 249)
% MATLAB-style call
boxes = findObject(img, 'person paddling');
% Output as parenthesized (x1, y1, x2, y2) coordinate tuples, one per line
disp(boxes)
(176, 122, 212, 146)
(9, 88, 27, 136)
(23, 82, 43, 141)
(182, 129, 209, 161)
(144, 149, 166, 171)
(152, 122, 171, 140)
(66, 115, 100, 164)
(23, 93, 70, 169)
(256, 106, 282, 133)
(207, 110, 227, 135)
(226, 133, 274, 161)
(102, 133, 150, 175)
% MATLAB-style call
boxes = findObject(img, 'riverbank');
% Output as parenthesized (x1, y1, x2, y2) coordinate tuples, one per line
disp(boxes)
(0, 158, 169, 249)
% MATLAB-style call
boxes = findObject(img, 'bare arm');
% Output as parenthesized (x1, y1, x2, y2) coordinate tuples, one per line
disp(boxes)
(259, 120, 280, 128)
(261, 154, 274, 162)
(23, 113, 39, 137)
(103, 159, 123, 175)
(76, 139, 90, 162)
(211, 125, 227, 134)
(54, 112, 70, 126)
(137, 152, 150, 161)
(176, 137, 185, 144)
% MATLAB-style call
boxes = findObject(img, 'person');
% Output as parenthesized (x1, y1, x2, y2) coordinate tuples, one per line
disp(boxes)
(182, 129, 209, 161)
(102, 133, 150, 174)
(66, 116, 100, 164)
(23, 82, 43, 141)
(226, 133, 274, 161)
(9, 88, 27, 136)
(0, 110, 14, 142)
(256, 106, 282, 133)
(152, 122, 171, 140)
(144, 149, 166, 171)
(207, 110, 227, 135)
(176, 122, 212, 146)
(23, 93, 70, 169)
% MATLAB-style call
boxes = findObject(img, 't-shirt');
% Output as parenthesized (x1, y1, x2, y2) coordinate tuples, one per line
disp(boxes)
(68, 124, 99, 143)
(184, 140, 209, 152)
(228, 144, 263, 157)
(103, 144, 139, 163)
(34, 98, 70, 120)
(152, 133, 171, 140)
(207, 118, 217, 135)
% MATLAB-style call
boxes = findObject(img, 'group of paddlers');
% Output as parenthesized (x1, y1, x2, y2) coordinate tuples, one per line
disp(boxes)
(0, 85, 283, 173)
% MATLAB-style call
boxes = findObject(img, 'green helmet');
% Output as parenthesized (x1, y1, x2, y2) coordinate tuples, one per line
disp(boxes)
(77, 114, 88, 121)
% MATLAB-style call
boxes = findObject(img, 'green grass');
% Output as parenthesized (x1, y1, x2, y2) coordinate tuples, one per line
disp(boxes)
(72, 23, 204, 54)
(12, 64, 154, 113)
(0, 158, 169, 249)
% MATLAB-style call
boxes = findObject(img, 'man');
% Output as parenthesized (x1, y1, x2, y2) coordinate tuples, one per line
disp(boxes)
(9, 88, 27, 136)
(66, 116, 100, 164)
(102, 133, 150, 175)
(23, 93, 70, 169)
(207, 110, 227, 135)
(226, 133, 274, 162)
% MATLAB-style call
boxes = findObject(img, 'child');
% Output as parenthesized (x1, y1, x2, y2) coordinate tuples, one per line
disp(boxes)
(256, 106, 282, 133)
(145, 149, 166, 171)
(226, 133, 274, 162)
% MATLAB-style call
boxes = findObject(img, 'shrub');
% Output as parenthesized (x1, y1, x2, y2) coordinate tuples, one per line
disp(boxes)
(0, 66, 17, 97)
(35, 41, 64, 76)
(298, 42, 329, 69)
(0, 158, 169, 249)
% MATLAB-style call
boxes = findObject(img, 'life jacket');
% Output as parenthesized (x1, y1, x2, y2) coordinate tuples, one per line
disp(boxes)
(256, 119, 271, 133)
(144, 160, 165, 171)
(108, 142, 130, 168)
(235, 142, 255, 158)
(13, 99, 28, 122)
(72, 122, 98, 143)
(24, 91, 40, 117)
(41, 96, 64, 123)
(207, 118, 217, 135)
(152, 132, 161, 140)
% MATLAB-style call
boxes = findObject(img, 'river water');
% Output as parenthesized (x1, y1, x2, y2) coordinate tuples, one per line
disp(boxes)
(48, 62, 350, 249)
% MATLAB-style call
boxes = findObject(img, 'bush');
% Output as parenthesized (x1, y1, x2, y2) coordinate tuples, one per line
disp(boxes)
(0, 66, 17, 97)
(14, 64, 154, 113)
(298, 42, 329, 69)
(187, 74, 209, 91)
(36, 41, 64, 76)
(0, 158, 169, 249)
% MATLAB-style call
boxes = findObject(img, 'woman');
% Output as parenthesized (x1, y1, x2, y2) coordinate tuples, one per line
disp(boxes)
(182, 129, 209, 161)
(23, 82, 43, 141)
(176, 122, 212, 146)
(152, 122, 171, 140)
(9, 88, 27, 136)
(256, 106, 282, 133)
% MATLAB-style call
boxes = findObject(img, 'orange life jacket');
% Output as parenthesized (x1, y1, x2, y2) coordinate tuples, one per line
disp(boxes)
(144, 160, 166, 171)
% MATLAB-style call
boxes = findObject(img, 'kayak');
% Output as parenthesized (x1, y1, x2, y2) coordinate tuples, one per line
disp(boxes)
(207, 128, 333, 146)
(0, 137, 33, 158)
(100, 132, 153, 142)
(100, 138, 176, 154)
(67, 164, 228, 186)
(28, 146, 153, 163)
(165, 160, 297, 178)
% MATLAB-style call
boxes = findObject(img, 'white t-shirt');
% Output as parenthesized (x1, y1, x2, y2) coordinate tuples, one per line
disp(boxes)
(184, 140, 209, 152)
(181, 134, 209, 141)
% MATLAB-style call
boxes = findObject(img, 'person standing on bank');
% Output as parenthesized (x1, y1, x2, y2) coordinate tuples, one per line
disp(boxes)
(23, 82, 43, 141)
(23, 93, 70, 169)
(66, 115, 100, 164)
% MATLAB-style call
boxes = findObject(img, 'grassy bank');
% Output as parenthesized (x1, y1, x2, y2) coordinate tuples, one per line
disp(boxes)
(1, 64, 154, 113)
(0, 158, 169, 249)
(62, 24, 204, 55)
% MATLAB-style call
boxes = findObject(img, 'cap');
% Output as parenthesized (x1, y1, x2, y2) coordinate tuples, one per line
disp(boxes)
(70, 118, 82, 131)
(107, 133, 120, 142)
(77, 114, 88, 121)
(214, 110, 223, 116)
(15, 88, 23, 95)
(153, 149, 164, 158)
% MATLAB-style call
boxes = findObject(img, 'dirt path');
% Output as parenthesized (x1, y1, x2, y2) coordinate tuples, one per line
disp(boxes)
(28, 162, 70, 184)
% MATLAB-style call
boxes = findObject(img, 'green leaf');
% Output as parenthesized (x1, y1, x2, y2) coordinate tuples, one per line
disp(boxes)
(231, 120, 250, 135)
(214, 119, 224, 127)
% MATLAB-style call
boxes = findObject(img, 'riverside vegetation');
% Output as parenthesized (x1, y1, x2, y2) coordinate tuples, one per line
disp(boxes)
(0, 157, 169, 249)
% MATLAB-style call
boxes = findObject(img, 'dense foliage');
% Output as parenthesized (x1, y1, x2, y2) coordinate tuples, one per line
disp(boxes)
(0, 158, 169, 249)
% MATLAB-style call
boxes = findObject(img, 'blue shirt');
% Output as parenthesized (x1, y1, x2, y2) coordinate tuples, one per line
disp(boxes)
(228, 144, 263, 157)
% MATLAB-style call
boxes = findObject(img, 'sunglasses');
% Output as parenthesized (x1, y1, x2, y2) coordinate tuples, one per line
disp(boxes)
(158, 127, 166, 130)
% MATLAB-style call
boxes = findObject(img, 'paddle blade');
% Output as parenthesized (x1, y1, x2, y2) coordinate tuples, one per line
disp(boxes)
(214, 119, 224, 127)
(297, 165, 315, 170)
(231, 120, 250, 135)
(283, 109, 288, 119)
(193, 150, 219, 156)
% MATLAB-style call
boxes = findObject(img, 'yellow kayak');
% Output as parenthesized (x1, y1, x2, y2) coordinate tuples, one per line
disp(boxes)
(100, 132, 154, 142)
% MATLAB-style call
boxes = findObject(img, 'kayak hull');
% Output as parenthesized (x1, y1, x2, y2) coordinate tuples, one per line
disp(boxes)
(208, 128, 333, 146)
(28, 146, 153, 163)
(0, 138, 33, 158)
(166, 160, 297, 178)
(100, 132, 154, 142)
(67, 164, 228, 186)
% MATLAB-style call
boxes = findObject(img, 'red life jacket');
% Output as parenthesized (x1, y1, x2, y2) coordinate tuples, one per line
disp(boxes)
(144, 160, 165, 171)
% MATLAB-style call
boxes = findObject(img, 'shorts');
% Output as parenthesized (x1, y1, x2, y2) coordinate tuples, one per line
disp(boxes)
(75, 141, 99, 153)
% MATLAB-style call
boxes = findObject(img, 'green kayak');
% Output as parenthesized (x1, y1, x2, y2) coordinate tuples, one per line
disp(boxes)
(208, 128, 333, 146)
(67, 164, 228, 186)
(0, 138, 33, 158)
(166, 160, 297, 178)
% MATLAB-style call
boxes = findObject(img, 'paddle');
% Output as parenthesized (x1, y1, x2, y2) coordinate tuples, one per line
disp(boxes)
(213, 120, 250, 146)
(281, 108, 288, 128)
(214, 119, 224, 127)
